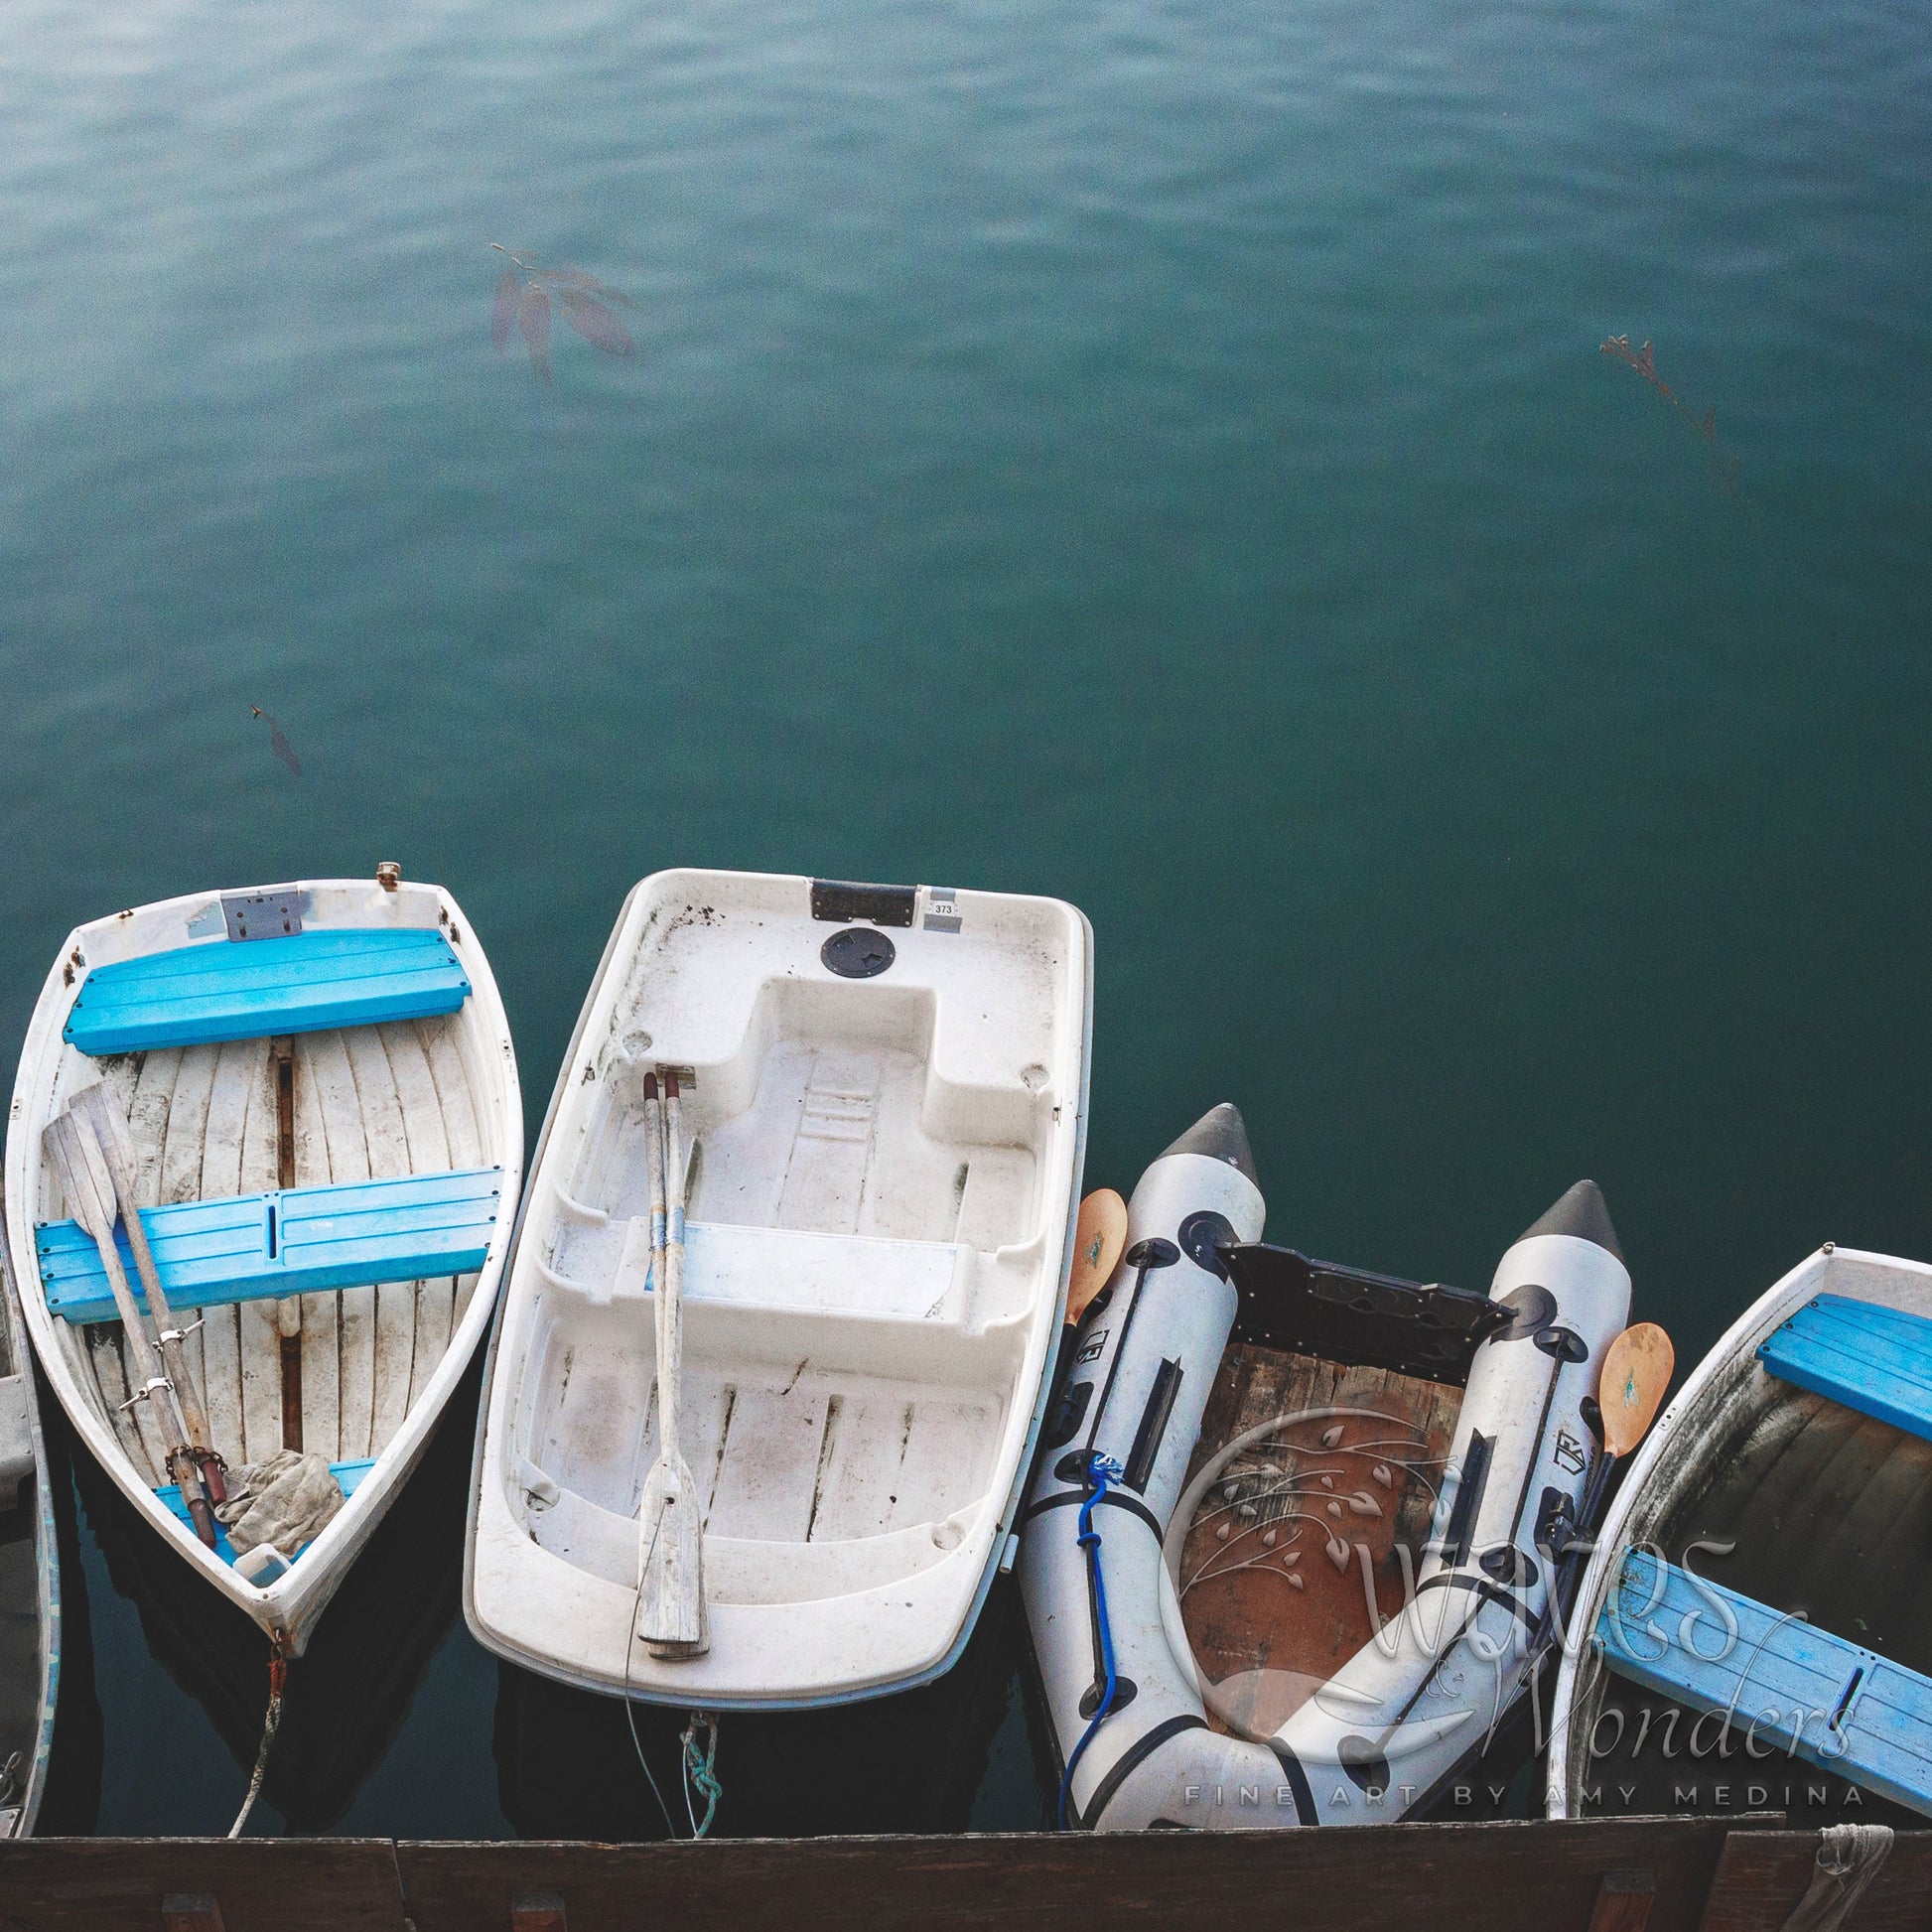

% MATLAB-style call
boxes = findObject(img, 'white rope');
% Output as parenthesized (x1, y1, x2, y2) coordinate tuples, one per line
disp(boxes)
(1778, 1823, 1893, 1932)
(226, 1657, 286, 1838)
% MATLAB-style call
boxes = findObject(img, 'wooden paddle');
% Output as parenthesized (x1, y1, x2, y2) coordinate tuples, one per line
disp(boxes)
(637, 1069, 708, 1658)
(1065, 1189, 1128, 1328)
(70, 1083, 226, 1504)
(1522, 1320, 1676, 1685)
(1595, 1320, 1675, 1465)
(44, 1109, 217, 1547)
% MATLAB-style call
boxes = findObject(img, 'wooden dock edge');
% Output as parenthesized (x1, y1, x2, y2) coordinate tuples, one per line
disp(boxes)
(0, 1817, 1923, 1930)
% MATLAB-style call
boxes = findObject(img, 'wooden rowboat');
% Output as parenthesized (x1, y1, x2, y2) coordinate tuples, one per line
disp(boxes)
(2, 874, 522, 1659)
(0, 1187, 60, 1835)
(467, 870, 1092, 1708)
(1547, 1245, 1932, 1826)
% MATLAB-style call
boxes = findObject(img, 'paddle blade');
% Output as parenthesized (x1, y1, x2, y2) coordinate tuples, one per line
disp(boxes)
(1067, 1188, 1128, 1324)
(70, 1082, 138, 1184)
(43, 1111, 117, 1246)
(638, 1456, 709, 1658)
(1598, 1322, 1674, 1456)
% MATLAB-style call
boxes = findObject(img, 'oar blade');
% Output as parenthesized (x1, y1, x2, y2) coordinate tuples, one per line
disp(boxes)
(1067, 1188, 1128, 1325)
(638, 1454, 709, 1658)
(1598, 1321, 1675, 1457)
(42, 1110, 117, 1247)
(71, 1080, 140, 1181)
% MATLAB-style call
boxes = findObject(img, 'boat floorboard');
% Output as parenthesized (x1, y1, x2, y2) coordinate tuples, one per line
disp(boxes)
(78, 1018, 482, 1487)
(1179, 1343, 1460, 1738)
(1574, 1381, 1932, 1825)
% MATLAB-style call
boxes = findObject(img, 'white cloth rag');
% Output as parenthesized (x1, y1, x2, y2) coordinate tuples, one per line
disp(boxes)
(213, 1449, 344, 1557)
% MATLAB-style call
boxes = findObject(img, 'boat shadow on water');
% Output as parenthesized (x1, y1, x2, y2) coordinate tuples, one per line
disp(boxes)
(493, 1574, 1038, 1841)
(65, 1363, 483, 1834)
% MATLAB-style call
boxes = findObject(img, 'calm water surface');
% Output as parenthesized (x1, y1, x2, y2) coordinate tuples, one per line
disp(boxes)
(3, 0, 1928, 1838)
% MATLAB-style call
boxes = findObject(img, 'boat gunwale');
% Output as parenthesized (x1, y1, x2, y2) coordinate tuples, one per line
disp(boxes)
(2, 878, 524, 1657)
(0, 1176, 60, 1838)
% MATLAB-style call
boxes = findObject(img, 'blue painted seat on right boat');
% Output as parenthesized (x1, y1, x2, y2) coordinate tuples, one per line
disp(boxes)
(1757, 1293, 1932, 1444)
(63, 927, 471, 1056)
(1598, 1548, 1932, 1817)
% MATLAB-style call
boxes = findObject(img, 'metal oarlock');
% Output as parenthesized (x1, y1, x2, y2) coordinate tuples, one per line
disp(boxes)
(157, 1318, 207, 1347)
(118, 1376, 176, 1413)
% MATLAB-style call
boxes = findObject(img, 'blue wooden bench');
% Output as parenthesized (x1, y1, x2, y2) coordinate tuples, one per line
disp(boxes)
(1598, 1548, 1932, 1816)
(155, 1457, 375, 1565)
(1758, 1294, 1932, 1444)
(65, 927, 471, 1056)
(36, 1168, 502, 1323)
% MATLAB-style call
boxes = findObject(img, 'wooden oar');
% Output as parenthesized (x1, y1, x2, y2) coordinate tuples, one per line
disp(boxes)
(1065, 1189, 1127, 1328)
(44, 1110, 217, 1547)
(637, 1069, 708, 1658)
(70, 1083, 226, 1505)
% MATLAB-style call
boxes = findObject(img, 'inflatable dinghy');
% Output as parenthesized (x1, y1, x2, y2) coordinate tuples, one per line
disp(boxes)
(468, 870, 1091, 1708)
(1548, 1245, 1932, 1825)
(1020, 1106, 1630, 1831)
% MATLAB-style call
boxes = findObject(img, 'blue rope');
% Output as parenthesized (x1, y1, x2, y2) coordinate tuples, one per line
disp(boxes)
(1057, 1451, 1125, 1829)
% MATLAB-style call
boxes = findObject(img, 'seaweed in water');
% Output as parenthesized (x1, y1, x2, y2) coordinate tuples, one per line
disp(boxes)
(1601, 336, 1740, 496)
(490, 244, 637, 381)
(249, 705, 301, 777)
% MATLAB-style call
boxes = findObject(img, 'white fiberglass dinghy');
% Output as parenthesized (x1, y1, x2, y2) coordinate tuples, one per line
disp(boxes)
(3, 874, 522, 1659)
(467, 870, 1092, 1707)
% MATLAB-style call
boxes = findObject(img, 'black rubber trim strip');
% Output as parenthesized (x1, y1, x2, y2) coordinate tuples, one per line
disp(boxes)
(1023, 1487, 1165, 1541)
(1413, 1570, 1539, 1635)
(1268, 1740, 1316, 1825)
(1124, 1358, 1182, 1493)
(1075, 1714, 1209, 1831)
(1444, 1430, 1492, 1567)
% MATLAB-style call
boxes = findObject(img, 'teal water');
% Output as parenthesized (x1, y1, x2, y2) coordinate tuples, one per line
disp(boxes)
(4, 0, 1930, 1839)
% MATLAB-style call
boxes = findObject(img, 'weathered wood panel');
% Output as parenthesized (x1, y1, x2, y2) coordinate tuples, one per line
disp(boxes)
(1588, 1869, 1656, 1932)
(397, 1817, 1747, 1932)
(1180, 1344, 1459, 1736)
(1695, 1828, 1932, 1932)
(0, 1819, 1897, 1932)
(0, 1839, 406, 1931)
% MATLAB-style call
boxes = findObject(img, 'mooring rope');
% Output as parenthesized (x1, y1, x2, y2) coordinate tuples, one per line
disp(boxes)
(1057, 1451, 1125, 1829)
(680, 1711, 721, 1838)
(227, 1655, 287, 1838)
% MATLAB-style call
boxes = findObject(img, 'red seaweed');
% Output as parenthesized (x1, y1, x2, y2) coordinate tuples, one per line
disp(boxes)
(490, 268, 520, 353)
(1601, 335, 1736, 496)
(557, 289, 635, 358)
(489, 245, 639, 379)
(249, 706, 302, 778)
(520, 284, 553, 383)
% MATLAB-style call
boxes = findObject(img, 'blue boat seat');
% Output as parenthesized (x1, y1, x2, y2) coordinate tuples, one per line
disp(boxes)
(36, 1168, 502, 1324)
(64, 927, 471, 1056)
(1758, 1293, 1932, 1444)
(155, 1457, 375, 1565)
(1598, 1548, 1932, 1817)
